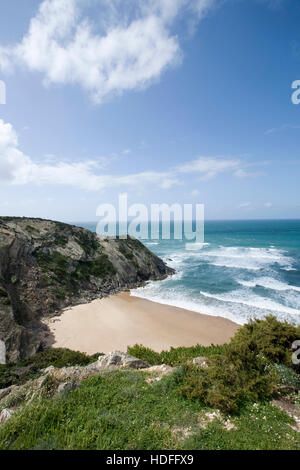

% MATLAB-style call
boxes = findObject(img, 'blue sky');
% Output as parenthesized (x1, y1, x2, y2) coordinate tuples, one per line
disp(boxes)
(0, 0, 299, 222)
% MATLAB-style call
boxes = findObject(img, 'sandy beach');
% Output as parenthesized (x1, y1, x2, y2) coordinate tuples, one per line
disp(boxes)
(45, 293, 239, 354)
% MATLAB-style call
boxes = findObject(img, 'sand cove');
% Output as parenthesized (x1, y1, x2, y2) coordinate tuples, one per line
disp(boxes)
(45, 292, 240, 354)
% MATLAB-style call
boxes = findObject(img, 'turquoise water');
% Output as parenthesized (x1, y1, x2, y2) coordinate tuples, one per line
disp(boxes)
(78, 220, 300, 325)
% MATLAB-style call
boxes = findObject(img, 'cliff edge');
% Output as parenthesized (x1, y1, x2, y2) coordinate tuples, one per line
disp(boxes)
(0, 217, 174, 362)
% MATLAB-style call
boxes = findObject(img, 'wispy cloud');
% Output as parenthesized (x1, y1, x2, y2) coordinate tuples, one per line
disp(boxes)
(265, 124, 300, 135)
(0, 119, 264, 192)
(177, 156, 241, 180)
(0, 119, 180, 191)
(176, 156, 262, 181)
(237, 202, 252, 209)
(0, 0, 216, 103)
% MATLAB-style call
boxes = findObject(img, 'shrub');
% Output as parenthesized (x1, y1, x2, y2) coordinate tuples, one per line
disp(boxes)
(230, 315, 300, 367)
(127, 344, 226, 367)
(179, 343, 278, 414)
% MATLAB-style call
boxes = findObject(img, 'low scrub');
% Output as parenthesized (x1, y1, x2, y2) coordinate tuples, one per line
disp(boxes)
(0, 348, 101, 389)
(177, 316, 300, 413)
(230, 315, 300, 367)
(127, 344, 225, 367)
(179, 344, 278, 414)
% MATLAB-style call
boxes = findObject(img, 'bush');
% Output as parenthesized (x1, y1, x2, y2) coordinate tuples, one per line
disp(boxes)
(179, 343, 278, 414)
(0, 348, 101, 389)
(230, 315, 300, 367)
(127, 344, 226, 367)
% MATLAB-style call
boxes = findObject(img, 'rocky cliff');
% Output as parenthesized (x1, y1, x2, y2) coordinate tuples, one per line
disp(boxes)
(0, 217, 174, 362)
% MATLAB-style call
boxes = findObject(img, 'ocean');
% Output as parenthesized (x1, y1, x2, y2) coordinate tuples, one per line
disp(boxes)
(79, 220, 300, 326)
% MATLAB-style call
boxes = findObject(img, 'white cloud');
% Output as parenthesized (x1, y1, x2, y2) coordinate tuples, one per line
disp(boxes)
(265, 124, 300, 135)
(0, 120, 263, 192)
(0, 118, 180, 191)
(233, 168, 264, 178)
(177, 156, 241, 181)
(0, 0, 216, 103)
(237, 202, 252, 209)
(264, 202, 272, 208)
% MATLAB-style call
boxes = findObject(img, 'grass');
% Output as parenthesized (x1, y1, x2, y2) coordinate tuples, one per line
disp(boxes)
(0, 317, 299, 450)
(0, 371, 298, 450)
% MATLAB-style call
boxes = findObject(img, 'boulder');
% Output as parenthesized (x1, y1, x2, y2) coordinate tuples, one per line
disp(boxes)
(0, 408, 14, 425)
(56, 382, 77, 395)
(96, 351, 149, 370)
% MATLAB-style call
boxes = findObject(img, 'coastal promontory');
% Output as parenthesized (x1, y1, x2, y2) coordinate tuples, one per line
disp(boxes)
(0, 217, 173, 362)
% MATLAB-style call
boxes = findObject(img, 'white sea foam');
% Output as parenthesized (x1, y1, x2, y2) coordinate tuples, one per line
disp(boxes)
(131, 284, 246, 324)
(185, 242, 211, 251)
(197, 246, 295, 271)
(132, 241, 300, 326)
(200, 290, 300, 317)
(238, 277, 300, 292)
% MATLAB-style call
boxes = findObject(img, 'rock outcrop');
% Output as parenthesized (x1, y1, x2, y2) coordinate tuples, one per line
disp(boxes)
(0, 351, 152, 421)
(0, 217, 174, 362)
(0, 340, 5, 364)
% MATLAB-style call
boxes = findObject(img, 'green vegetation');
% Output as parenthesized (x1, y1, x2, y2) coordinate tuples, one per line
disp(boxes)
(230, 315, 300, 367)
(55, 288, 66, 300)
(0, 349, 100, 389)
(127, 344, 225, 366)
(130, 317, 300, 414)
(10, 275, 17, 284)
(118, 240, 139, 268)
(179, 345, 277, 414)
(0, 316, 299, 450)
(55, 235, 68, 248)
(35, 251, 69, 282)
(0, 371, 298, 450)
(73, 256, 116, 281)
(35, 250, 116, 287)
(75, 231, 100, 256)
(25, 225, 38, 234)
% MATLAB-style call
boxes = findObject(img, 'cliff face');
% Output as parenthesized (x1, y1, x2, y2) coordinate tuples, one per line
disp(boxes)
(0, 217, 174, 362)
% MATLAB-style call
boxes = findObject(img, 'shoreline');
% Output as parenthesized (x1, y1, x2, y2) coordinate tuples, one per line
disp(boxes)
(45, 292, 240, 354)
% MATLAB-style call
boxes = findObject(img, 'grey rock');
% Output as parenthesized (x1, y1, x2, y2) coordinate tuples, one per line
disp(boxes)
(192, 357, 208, 368)
(0, 386, 13, 401)
(0, 217, 174, 362)
(56, 382, 76, 395)
(96, 351, 149, 370)
(0, 340, 5, 364)
(0, 408, 14, 424)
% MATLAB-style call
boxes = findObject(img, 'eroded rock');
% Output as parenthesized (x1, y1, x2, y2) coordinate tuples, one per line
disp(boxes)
(96, 351, 149, 370)
(0, 217, 174, 362)
(0, 408, 14, 424)
(0, 340, 5, 365)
